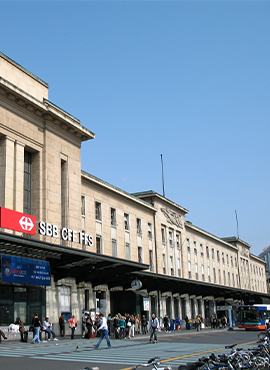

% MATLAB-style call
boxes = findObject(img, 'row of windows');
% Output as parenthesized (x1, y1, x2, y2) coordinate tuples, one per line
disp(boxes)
(161, 226, 181, 250)
(94, 234, 155, 271)
(162, 254, 181, 277)
(187, 239, 238, 268)
(83, 199, 154, 237)
(187, 261, 240, 287)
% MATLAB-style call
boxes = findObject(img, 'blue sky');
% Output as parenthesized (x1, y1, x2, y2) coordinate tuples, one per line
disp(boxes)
(1, 1, 270, 256)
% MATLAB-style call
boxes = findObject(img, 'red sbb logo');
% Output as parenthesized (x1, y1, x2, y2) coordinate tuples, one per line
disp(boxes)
(0, 207, 36, 235)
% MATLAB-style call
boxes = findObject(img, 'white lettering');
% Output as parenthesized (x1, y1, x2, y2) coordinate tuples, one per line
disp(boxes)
(61, 227, 68, 241)
(72, 230, 77, 242)
(53, 224, 59, 238)
(39, 221, 46, 235)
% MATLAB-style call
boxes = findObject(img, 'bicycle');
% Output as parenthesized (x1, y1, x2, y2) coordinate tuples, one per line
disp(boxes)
(131, 356, 173, 370)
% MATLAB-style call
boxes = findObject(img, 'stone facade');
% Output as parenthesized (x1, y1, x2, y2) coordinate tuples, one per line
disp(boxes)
(0, 51, 268, 333)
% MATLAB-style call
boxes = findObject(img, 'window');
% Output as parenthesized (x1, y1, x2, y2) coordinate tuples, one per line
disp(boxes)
(170, 256, 174, 276)
(213, 268, 217, 283)
(231, 256, 234, 268)
(222, 252, 225, 264)
(96, 236, 101, 254)
(95, 202, 102, 221)
(161, 227, 166, 245)
(202, 265, 205, 281)
(212, 248, 215, 260)
(138, 247, 143, 263)
(149, 250, 154, 271)
(176, 234, 180, 250)
(194, 241, 197, 255)
(111, 208, 117, 226)
(169, 230, 173, 247)
(188, 261, 191, 278)
(24, 151, 32, 214)
(208, 266, 211, 282)
(163, 254, 166, 274)
(226, 254, 229, 266)
(200, 244, 204, 258)
(223, 271, 226, 285)
(125, 243, 131, 260)
(148, 223, 153, 239)
(219, 269, 221, 284)
(228, 272, 230, 286)
(137, 218, 142, 235)
(206, 246, 210, 258)
(195, 263, 198, 280)
(187, 239, 190, 253)
(217, 250, 220, 262)
(60, 286, 71, 312)
(112, 239, 117, 257)
(124, 213, 130, 231)
(177, 258, 181, 277)
(81, 196, 86, 217)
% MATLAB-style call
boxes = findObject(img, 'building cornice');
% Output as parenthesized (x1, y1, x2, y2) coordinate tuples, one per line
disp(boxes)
(81, 172, 157, 213)
(132, 191, 189, 215)
(0, 76, 95, 142)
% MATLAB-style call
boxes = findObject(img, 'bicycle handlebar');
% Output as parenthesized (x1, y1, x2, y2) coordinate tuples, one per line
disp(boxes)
(131, 357, 162, 369)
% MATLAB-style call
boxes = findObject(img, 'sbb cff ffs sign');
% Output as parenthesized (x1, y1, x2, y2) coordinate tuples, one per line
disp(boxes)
(0, 207, 36, 235)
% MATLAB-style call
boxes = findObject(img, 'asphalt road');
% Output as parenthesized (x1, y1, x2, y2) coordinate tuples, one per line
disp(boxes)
(0, 328, 262, 370)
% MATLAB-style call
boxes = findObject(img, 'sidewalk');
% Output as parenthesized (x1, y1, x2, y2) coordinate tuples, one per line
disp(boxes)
(1, 325, 238, 344)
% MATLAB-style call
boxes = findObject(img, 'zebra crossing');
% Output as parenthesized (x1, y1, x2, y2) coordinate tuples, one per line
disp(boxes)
(0, 339, 229, 368)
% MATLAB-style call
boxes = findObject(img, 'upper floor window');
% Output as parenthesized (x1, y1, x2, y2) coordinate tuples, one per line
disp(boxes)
(161, 227, 166, 245)
(111, 208, 117, 226)
(222, 252, 225, 264)
(170, 256, 174, 276)
(138, 247, 143, 263)
(206, 246, 210, 258)
(137, 218, 142, 235)
(112, 239, 117, 257)
(149, 250, 154, 271)
(169, 230, 173, 247)
(148, 223, 153, 239)
(24, 151, 32, 214)
(81, 196, 86, 217)
(187, 239, 190, 253)
(194, 241, 197, 255)
(200, 244, 204, 257)
(95, 202, 102, 221)
(217, 250, 220, 262)
(163, 254, 166, 274)
(212, 248, 215, 260)
(176, 234, 180, 250)
(124, 213, 130, 231)
(96, 235, 102, 254)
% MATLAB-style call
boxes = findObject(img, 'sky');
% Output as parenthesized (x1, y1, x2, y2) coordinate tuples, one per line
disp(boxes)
(1, 1, 270, 257)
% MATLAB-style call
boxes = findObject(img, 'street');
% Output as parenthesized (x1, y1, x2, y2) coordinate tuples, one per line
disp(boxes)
(0, 328, 261, 370)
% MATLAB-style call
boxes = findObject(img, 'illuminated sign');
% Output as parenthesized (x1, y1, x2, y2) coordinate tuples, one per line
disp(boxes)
(0, 207, 36, 235)
(1, 254, 51, 286)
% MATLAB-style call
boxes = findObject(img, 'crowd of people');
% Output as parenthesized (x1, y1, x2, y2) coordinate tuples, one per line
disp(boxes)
(0, 311, 230, 344)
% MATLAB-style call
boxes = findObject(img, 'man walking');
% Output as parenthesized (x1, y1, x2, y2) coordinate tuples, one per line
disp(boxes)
(149, 313, 159, 343)
(94, 313, 112, 348)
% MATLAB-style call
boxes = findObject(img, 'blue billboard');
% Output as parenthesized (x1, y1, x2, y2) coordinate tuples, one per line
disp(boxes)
(1, 254, 51, 286)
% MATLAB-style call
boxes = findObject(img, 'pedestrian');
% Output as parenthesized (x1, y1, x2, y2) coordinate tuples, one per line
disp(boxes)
(85, 313, 93, 339)
(15, 317, 28, 342)
(68, 315, 77, 339)
(185, 315, 190, 330)
(59, 313, 65, 337)
(0, 328, 7, 342)
(221, 315, 227, 329)
(142, 315, 148, 334)
(42, 317, 58, 341)
(163, 314, 170, 333)
(113, 314, 119, 339)
(195, 315, 201, 331)
(94, 313, 112, 348)
(149, 313, 159, 343)
(32, 313, 41, 343)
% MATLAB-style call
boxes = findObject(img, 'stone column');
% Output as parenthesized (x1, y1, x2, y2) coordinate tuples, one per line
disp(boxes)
(0, 136, 15, 209)
(14, 141, 25, 212)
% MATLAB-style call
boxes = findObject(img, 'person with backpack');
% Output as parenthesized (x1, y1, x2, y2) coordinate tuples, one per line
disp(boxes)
(149, 313, 159, 343)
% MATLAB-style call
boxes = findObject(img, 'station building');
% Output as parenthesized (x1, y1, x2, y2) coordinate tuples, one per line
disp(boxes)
(0, 51, 268, 333)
